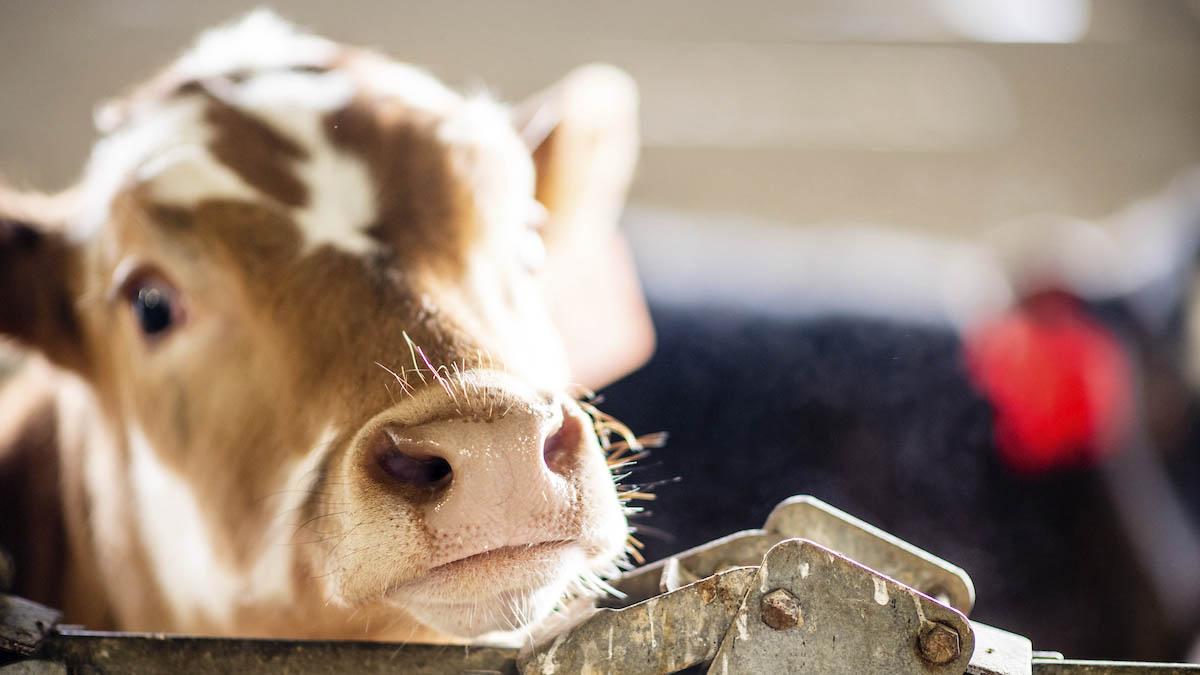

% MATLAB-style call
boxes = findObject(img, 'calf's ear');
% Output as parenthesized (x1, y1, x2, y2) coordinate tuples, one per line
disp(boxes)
(517, 64, 639, 252)
(0, 191, 87, 373)
(516, 65, 654, 389)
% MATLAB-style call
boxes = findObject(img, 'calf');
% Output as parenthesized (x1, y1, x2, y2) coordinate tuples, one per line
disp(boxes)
(0, 11, 643, 642)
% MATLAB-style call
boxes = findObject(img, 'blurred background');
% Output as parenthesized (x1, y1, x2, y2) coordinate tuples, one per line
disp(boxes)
(4, 0, 1200, 664)
(4, 1, 1200, 318)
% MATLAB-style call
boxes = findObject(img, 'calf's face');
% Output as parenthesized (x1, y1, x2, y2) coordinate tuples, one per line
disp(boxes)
(0, 13, 641, 639)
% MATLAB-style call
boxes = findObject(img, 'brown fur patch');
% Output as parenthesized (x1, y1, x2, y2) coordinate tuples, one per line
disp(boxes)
(205, 95, 310, 208)
(0, 369, 64, 607)
(326, 99, 468, 275)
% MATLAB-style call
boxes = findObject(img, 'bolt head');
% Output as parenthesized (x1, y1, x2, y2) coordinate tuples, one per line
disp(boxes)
(760, 588, 803, 630)
(918, 622, 961, 665)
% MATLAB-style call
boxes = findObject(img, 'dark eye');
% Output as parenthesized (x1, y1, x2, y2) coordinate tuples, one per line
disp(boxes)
(124, 276, 183, 339)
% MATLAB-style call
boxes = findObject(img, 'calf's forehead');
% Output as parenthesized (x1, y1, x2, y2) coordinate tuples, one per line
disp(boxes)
(79, 13, 534, 271)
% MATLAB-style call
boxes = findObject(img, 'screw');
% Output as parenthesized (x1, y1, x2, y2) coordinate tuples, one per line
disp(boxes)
(918, 622, 961, 665)
(760, 588, 803, 630)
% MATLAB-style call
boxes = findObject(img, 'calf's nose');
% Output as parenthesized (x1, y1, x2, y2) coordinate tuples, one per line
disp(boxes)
(366, 394, 592, 546)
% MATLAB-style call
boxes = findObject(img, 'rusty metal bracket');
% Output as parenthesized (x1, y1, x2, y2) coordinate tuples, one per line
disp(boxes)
(519, 567, 756, 674)
(706, 537, 974, 674)
(0, 596, 59, 657)
(611, 495, 975, 615)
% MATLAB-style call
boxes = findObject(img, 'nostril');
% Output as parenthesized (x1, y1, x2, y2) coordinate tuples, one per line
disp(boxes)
(374, 429, 452, 489)
(379, 451, 451, 487)
(543, 411, 584, 475)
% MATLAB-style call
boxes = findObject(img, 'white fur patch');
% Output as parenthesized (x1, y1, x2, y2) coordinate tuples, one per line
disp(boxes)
(246, 424, 337, 604)
(78, 10, 382, 256)
(128, 423, 338, 627)
(128, 425, 240, 628)
(354, 59, 460, 112)
(221, 70, 376, 255)
(173, 9, 338, 84)
(438, 95, 535, 236)
(79, 96, 259, 236)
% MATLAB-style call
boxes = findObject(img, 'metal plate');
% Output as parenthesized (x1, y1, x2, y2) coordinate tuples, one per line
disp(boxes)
(44, 630, 518, 675)
(0, 596, 60, 657)
(764, 496, 975, 614)
(612, 497, 975, 616)
(1032, 660, 1200, 673)
(0, 661, 66, 675)
(707, 538, 974, 675)
(968, 621, 1033, 675)
(520, 567, 757, 674)
(609, 531, 774, 608)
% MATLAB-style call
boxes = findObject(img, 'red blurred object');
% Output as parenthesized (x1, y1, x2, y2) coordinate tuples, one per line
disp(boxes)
(964, 292, 1133, 474)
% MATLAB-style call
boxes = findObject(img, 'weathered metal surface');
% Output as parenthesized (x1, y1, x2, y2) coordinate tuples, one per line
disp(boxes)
(764, 496, 975, 614)
(0, 661, 66, 675)
(706, 538, 974, 675)
(1032, 660, 1200, 673)
(968, 621, 1033, 675)
(0, 596, 60, 657)
(759, 588, 802, 631)
(519, 567, 757, 675)
(611, 496, 975, 616)
(609, 531, 774, 608)
(42, 629, 518, 674)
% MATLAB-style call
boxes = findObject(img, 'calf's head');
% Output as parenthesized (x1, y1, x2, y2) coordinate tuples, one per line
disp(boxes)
(0, 12, 643, 639)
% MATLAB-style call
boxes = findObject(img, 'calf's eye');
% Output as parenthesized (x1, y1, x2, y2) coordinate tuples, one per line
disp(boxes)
(122, 276, 183, 339)
(134, 286, 173, 334)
